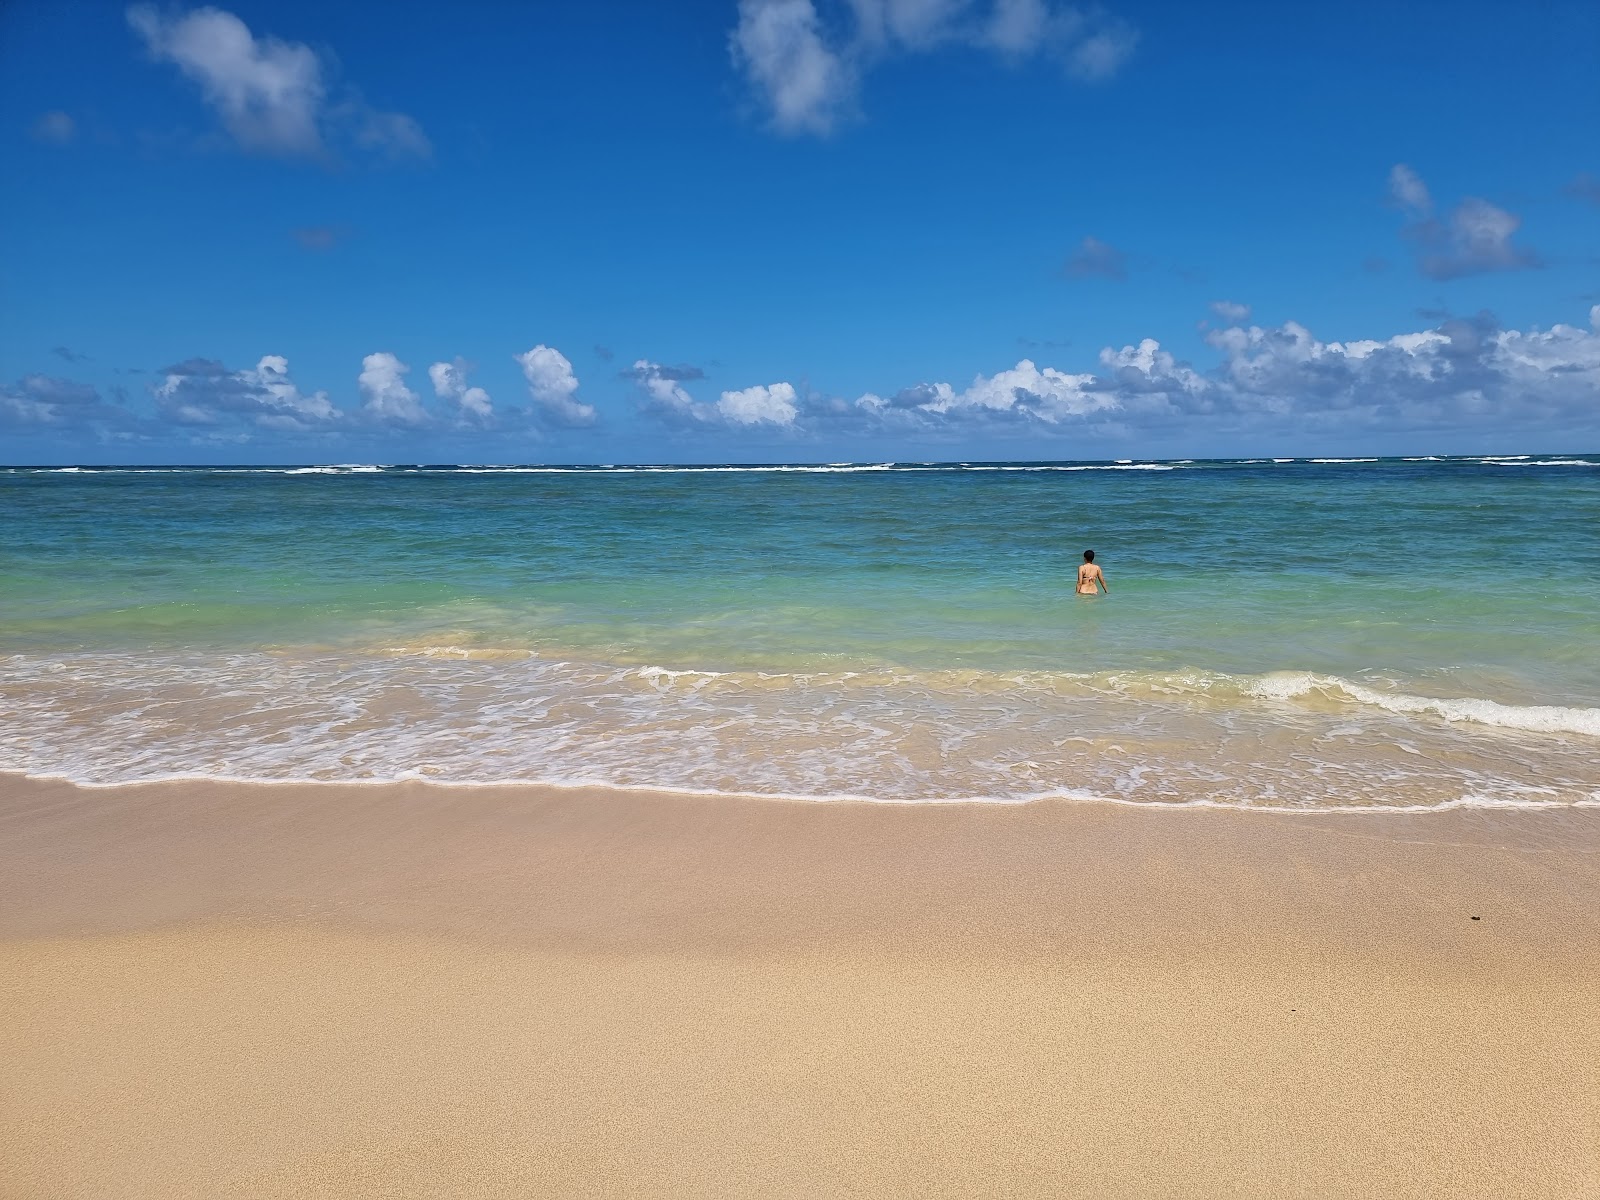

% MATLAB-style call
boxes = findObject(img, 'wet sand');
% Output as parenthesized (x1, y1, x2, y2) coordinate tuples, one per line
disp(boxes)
(2, 774, 1597, 1197)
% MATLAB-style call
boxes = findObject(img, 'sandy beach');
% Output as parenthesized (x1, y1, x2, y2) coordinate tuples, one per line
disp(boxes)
(9, 0, 1599, 1191)
(1, 774, 1596, 1198)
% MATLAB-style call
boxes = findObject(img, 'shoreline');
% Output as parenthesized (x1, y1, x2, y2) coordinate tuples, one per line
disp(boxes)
(6, 772, 1600, 949)
(4, 774, 1598, 1195)
(7, 768, 1599, 816)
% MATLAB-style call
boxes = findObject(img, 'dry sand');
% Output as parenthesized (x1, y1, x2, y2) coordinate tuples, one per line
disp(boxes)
(2, 774, 1597, 1198)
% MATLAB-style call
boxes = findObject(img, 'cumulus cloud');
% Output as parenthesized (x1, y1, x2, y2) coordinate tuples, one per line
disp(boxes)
(0, 375, 136, 433)
(1387, 163, 1432, 216)
(127, 5, 429, 162)
(515, 345, 596, 428)
(1209, 300, 1251, 324)
(859, 358, 1111, 425)
(1387, 164, 1540, 281)
(731, 0, 1135, 135)
(833, 310, 1600, 442)
(30, 111, 76, 144)
(731, 0, 853, 135)
(358, 352, 428, 426)
(1416, 199, 1540, 281)
(630, 360, 707, 423)
(719, 382, 799, 426)
(153, 355, 339, 430)
(631, 361, 799, 428)
(1064, 235, 1126, 280)
(428, 358, 493, 425)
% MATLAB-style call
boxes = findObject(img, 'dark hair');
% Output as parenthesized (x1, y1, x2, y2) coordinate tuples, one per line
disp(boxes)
(1083, 550, 1095, 562)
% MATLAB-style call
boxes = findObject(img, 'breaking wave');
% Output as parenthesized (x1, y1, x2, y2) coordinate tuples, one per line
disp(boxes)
(3, 651, 1596, 811)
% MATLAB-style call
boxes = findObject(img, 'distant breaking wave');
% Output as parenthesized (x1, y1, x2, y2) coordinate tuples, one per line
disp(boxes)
(5, 454, 1598, 476)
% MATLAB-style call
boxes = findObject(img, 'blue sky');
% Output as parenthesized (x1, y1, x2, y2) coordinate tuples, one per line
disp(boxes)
(2, 0, 1597, 463)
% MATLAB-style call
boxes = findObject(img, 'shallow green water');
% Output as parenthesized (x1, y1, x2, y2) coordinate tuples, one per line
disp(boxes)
(3, 457, 1598, 806)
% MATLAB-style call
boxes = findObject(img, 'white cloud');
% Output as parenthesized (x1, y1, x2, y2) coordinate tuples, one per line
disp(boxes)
(1192, 313, 1599, 431)
(983, 0, 1049, 52)
(631, 360, 709, 423)
(1387, 165, 1539, 281)
(127, 4, 429, 162)
(246, 355, 338, 427)
(358, 352, 428, 426)
(515, 345, 596, 428)
(128, 5, 324, 156)
(1, 375, 122, 429)
(851, 0, 969, 48)
(1388, 163, 1432, 215)
(718, 382, 799, 426)
(428, 359, 493, 425)
(837, 311, 1600, 442)
(1061, 17, 1138, 81)
(672, 316, 1587, 448)
(152, 354, 338, 429)
(1419, 198, 1538, 281)
(731, 0, 853, 135)
(892, 358, 1108, 421)
(731, 0, 1136, 136)
(631, 362, 799, 429)
(1209, 300, 1251, 324)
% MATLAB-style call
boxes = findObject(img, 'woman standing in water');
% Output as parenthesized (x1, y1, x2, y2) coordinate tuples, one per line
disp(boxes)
(1077, 550, 1109, 595)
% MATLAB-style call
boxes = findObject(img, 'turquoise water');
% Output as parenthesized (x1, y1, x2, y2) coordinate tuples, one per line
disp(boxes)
(3, 457, 1598, 808)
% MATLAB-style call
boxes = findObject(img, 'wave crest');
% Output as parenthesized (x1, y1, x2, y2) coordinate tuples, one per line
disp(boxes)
(1242, 672, 1600, 737)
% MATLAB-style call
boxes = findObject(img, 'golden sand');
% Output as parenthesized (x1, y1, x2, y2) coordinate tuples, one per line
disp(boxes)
(2, 776, 1597, 1197)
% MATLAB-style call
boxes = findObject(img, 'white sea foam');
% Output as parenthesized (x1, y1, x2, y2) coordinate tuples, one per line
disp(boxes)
(1243, 671, 1600, 736)
(13, 457, 1591, 478)
(283, 465, 384, 475)
(636, 665, 726, 684)
(4, 652, 1598, 810)
(976, 463, 1175, 472)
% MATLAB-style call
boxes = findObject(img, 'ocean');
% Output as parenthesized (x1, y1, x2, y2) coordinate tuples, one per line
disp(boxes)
(3, 456, 1597, 810)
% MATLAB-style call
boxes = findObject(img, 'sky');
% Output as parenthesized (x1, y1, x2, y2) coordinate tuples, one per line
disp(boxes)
(1, 0, 1597, 464)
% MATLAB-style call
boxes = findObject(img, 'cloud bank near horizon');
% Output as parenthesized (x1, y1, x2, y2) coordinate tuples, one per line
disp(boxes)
(7, 307, 1598, 454)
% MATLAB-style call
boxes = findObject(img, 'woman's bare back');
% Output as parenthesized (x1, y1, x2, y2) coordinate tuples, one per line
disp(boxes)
(1077, 555, 1108, 595)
